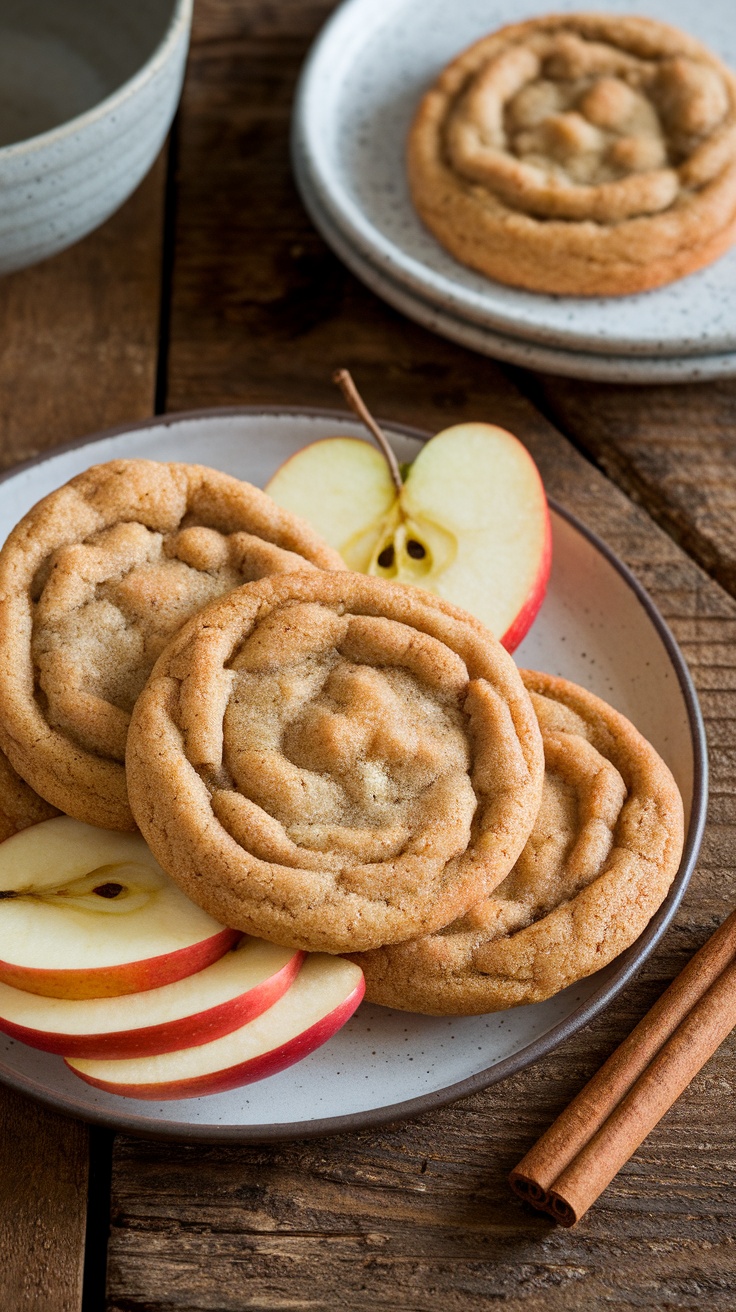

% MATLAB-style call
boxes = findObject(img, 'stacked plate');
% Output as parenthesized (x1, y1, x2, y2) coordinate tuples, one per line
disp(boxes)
(292, 0, 736, 383)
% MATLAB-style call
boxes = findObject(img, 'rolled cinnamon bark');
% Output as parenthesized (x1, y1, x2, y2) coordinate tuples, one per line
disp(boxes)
(547, 957, 736, 1225)
(510, 909, 736, 1223)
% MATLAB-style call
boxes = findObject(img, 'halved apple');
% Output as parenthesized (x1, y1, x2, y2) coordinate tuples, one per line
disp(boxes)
(0, 936, 302, 1058)
(0, 816, 239, 999)
(66, 954, 365, 1099)
(265, 423, 551, 651)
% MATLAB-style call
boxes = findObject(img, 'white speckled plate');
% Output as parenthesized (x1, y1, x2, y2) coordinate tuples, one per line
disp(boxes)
(0, 411, 707, 1141)
(294, 0, 736, 359)
(295, 149, 736, 382)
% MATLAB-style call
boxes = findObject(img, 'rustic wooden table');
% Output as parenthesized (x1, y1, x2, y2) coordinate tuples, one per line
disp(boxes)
(1, 3, 734, 1309)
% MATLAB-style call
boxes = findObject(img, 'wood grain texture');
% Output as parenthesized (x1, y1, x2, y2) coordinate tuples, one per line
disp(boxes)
(107, 2, 736, 1309)
(0, 155, 165, 470)
(533, 376, 736, 601)
(0, 161, 167, 1310)
(0, 1086, 87, 1312)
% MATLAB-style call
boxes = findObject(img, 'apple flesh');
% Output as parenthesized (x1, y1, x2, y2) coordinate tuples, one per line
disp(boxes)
(0, 936, 303, 1059)
(66, 954, 365, 1099)
(265, 423, 551, 651)
(0, 816, 239, 999)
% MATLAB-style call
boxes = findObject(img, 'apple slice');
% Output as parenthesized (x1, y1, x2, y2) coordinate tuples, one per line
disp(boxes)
(0, 816, 239, 999)
(265, 422, 551, 651)
(66, 954, 365, 1099)
(0, 936, 302, 1058)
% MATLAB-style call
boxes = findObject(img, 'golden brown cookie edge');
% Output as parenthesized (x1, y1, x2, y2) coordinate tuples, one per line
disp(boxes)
(352, 669, 685, 1013)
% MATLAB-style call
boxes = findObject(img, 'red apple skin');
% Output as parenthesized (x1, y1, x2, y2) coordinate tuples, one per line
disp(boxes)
(67, 977, 366, 1099)
(0, 927, 241, 1001)
(499, 496, 552, 653)
(0, 951, 304, 1060)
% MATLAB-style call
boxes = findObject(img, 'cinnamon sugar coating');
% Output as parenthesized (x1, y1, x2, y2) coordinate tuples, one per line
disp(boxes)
(0, 460, 342, 830)
(126, 572, 545, 954)
(353, 672, 685, 1013)
(408, 14, 736, 295)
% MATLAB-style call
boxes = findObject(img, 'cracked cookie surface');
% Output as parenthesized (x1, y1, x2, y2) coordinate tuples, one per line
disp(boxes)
(0, 460, 342, 830)
(126, 572, 544, 954)
(408, 13, 736, 294)
(352, 671, 684, 1013)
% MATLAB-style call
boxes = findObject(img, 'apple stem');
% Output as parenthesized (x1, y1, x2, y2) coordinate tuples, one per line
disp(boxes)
(332, 369, 403, 494)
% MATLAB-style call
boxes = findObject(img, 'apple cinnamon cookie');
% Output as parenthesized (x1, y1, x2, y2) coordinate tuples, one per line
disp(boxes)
(353, 671, 684, 1013)
(0, 460, 342, 830)
(126, 572, 545, 954)
(408, 13, 736, 295)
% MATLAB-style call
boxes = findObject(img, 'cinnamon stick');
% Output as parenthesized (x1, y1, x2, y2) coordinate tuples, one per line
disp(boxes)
(509, 908, 736, 1224)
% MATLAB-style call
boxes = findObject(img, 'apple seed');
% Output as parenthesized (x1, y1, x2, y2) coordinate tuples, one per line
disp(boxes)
(406, 540, 426, 559)
(93, 883, 125, 899)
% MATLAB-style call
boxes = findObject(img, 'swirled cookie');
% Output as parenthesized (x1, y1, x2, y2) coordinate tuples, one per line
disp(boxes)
(408, 14, 736, 294)
(0, 747, 57, 842)
(0, 461, 342, 830)
(353, 671, 684, 1013)
(126, 572, 545, 954)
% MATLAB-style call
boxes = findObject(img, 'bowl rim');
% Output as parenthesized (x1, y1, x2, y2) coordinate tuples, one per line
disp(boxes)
(0, 404, 709, 1143)
(0, 0, 193, 161)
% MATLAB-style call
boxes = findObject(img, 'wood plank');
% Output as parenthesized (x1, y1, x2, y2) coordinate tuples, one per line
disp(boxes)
(108, 1014, 735, 1312)
(108, 3, 736, 1310)
(0, 156, 165, 469)
(0, 1087, 88, 1312)
(0, 159, 167, 1312)
(530, 374, 736, 601)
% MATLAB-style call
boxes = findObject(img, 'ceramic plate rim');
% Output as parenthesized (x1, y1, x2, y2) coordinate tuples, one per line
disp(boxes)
(294, 0, 736, 359)
(293, 148, 736, 384)
(0, 406, 708, 1142)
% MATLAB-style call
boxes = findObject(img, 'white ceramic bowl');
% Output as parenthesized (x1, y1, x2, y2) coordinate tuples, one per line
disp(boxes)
(0, 0, 192, 274)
